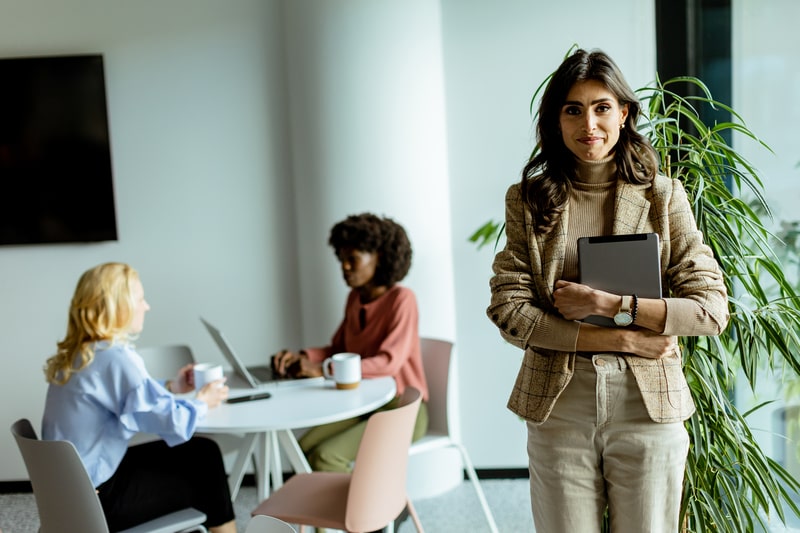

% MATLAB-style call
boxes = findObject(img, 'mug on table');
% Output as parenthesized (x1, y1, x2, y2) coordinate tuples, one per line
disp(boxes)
(322, 352, 361, 390)
(193, 363, 224, 390)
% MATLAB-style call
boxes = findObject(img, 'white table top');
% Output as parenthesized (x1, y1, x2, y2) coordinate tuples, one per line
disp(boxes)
(196, 376, 397, 433)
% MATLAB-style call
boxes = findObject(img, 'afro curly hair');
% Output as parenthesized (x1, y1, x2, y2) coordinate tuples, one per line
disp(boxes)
(328, 213, 412, 286)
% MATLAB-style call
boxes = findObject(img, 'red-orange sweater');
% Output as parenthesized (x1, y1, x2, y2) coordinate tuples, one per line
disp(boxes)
(304, 285, 429, 402)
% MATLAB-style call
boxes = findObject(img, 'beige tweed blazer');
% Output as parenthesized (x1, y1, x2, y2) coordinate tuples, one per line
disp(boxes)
(488, 175, 729, 424)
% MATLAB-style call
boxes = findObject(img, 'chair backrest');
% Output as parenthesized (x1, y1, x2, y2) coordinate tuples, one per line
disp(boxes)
(345, 387, 422, 532)
(420, 337, 454, 436)
(244, 514, 297, 533)
(137, 344, 196, 380)
(10, 418, 110, 533)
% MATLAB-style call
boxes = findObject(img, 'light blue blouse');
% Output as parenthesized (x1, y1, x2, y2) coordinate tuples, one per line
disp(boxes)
(42, 341, 208, 487)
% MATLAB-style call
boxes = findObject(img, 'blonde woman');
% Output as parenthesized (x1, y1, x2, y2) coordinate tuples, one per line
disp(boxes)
(42, 263, 236, 533)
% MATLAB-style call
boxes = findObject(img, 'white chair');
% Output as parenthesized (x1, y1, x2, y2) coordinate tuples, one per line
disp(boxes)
(409, 338, 499, 533)
(137, 344, 196, 380)
(10, 418, 208, 533)
(244, 515, 298, 532)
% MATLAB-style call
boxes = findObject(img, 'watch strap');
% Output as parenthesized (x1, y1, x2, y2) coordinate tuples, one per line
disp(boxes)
(619, 295, 632, 314)
(613, 295, 634, 326)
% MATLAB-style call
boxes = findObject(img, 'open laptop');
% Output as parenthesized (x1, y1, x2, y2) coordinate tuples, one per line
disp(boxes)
(200, 317, 323, 389)
(578, 233, 663, 327)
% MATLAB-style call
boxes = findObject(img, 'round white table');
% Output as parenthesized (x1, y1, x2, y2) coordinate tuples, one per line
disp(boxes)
(197, 376, 397, 501)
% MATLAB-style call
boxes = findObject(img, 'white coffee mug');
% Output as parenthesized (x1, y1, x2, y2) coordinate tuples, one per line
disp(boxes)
(322, 352, 361, 390)
(193, 363, 224, 390)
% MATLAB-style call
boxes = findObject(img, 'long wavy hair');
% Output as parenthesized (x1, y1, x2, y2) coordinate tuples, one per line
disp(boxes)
(44, 262, 139, 385)
(521, 48, 659, 234)
(328, 213, 412, 286)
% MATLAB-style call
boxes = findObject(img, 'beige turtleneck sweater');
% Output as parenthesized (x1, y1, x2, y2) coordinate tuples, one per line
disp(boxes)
(562, 157, 617, 282)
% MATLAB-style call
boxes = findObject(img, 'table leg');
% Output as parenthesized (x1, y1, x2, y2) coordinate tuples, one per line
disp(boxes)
(225, 431, 304, 502)
(276, 429, 312, 473)
(227, 433, 258, 501)
(225, 430, 314, 502)
(254, 432, 269, 501)
(268, 431, 283, 491)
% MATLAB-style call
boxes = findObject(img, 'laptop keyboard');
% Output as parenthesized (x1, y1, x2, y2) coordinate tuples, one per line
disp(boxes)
(249, 365, 275, 382)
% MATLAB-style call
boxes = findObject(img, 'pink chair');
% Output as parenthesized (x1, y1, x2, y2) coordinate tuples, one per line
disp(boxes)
(251, 387, 424, 533)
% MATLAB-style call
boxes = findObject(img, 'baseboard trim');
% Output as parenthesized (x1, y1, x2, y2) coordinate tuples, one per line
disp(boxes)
(0, 481, 32, 493)
(1, 468, 529, 494)
(474, 468, 529, 479)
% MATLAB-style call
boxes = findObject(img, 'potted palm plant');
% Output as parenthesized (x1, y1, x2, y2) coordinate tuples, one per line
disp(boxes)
(471, 64, 800, 532)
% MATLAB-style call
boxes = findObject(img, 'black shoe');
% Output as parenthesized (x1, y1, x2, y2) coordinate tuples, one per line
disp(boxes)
(394, 505, 410, 529)
(366, 506, 410, 533)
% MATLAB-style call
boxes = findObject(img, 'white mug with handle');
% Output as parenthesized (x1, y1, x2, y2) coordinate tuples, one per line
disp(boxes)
(193, 363, 224, 390)
(322, 352, 361, 390)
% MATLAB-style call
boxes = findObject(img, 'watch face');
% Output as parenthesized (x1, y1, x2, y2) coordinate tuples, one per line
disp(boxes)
(614, 312, 633, 326)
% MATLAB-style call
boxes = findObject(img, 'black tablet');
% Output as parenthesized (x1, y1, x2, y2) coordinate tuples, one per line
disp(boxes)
(578, 233, 662, 327)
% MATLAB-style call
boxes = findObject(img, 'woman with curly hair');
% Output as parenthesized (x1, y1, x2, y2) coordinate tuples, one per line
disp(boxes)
(273, 212, 429, 472)
(42, 262, 236, 533)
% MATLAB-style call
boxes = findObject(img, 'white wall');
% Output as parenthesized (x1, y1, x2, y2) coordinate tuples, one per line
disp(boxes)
(440, 0, 655, 466)
(282, 0, 457, 344)
(0, 0, 302, 480)
(0, 0, 657, 481)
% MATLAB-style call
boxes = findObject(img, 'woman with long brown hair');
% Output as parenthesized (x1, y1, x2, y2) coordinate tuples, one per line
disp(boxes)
(487, 49, 729, 532)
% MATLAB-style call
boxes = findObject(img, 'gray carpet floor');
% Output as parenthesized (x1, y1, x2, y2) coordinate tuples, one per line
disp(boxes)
(6, 480, 800, 532)
(0, 478, 532, 532)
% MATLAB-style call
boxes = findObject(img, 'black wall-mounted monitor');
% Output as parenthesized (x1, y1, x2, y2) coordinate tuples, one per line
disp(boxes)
(0, 54, 118, 246)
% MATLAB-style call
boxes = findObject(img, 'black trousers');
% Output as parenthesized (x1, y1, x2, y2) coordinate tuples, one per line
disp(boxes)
(96, 437, 234, 531)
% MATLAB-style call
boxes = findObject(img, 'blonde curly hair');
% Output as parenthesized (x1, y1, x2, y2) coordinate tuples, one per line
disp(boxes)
(45, 262, 139, 385)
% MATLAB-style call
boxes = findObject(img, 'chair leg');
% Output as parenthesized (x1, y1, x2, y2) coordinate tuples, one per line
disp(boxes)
(456, 443, 499, 533)
(406, 498, 424, 533)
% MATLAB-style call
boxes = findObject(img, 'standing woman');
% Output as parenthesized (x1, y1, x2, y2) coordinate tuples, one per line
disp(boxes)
(272, 213, 429, 473)
(487, 49, 729, 533)
(42, 262, 236, 533)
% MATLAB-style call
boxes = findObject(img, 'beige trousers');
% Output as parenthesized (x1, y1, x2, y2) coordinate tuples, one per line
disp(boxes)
(526, 354, 689, 533)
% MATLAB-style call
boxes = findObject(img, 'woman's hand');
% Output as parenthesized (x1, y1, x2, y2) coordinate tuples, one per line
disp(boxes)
(622, 329, 677, 359)
(272, 350, 324, 378)
(272, 350, 302, 377)
(295, 357, 323, 378)
(577, 323, 677, 359)
(196, 379, 229, 409)
(553, 280, 618, 321)
(169, 364, 197, 394)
